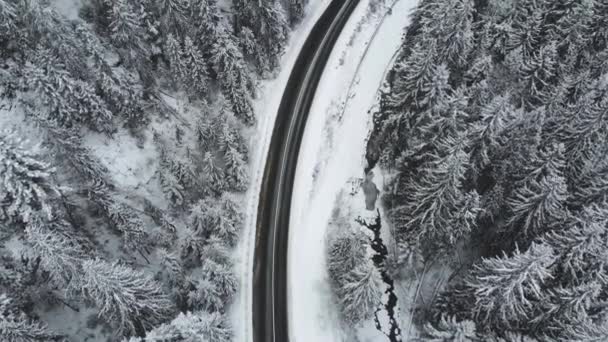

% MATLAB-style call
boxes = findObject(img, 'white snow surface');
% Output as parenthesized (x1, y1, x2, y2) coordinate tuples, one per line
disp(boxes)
(233, 1, 333, 341)
(288, 0, 419, 341)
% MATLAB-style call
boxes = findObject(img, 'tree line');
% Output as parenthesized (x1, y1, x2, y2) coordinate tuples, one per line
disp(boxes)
(0, 0, 305, 340)
(365, 0, 608, 340)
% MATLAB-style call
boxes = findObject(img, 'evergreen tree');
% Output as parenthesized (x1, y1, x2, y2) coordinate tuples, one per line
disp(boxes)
(105, 0, 148, 61)
(424, 315, 479, 342)
(24, 219, 86, 290)
(79, 259, 174, 336)
(40, 122, 111, 187)
(0, 294, 64, 342)
(418, 0, 476, 69)
(464, 243, 554, 331)
(87, 183, 148, 251)
(337, 263, 382, 326)
(0, 129, 59, 223)
(182, 36, 209, 98)
(24, 54, 113, 132)
(505, 144, 569, 238)
(233, 0, 289, 73)
(519, 43, 558, 107)
(289, 0, 307, 25)
(210, 26, 256, 124)
(144, 311, 231, 342)
(388, 41, 439, 109)
(391, 135, 479, 255)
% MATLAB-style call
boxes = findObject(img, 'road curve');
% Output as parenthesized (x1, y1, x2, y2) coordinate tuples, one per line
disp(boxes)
(252, 0, 360, 341)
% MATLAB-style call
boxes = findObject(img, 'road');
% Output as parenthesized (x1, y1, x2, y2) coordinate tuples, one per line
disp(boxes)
(252, 0, 361, 341)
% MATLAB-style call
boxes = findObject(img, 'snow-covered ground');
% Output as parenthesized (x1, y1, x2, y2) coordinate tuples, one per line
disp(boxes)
(233, 1, 333, 341)
(288, 0, 419, 341)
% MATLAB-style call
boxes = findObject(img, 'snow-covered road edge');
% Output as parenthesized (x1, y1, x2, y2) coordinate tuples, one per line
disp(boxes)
(233, 1, 332, 341)
(288, 0, 418, 341)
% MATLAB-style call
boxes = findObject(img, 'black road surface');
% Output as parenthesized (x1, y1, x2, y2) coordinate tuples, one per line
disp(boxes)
(252, 0, 360, 341)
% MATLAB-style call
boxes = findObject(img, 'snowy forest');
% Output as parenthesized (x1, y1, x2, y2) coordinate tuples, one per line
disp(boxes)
(0, 0, 303, 340)
(356, 0, 608, 340)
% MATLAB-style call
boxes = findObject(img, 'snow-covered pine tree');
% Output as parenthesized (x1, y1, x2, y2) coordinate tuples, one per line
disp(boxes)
(87, 182, 148, 252)
(233, 0, 289, 73)
(505, 144, 569, 239)
(554, 85, 608, 183)
(391, 134, 479, 256)
(289, 0, 307, 25)
(505, 1, 544, 59)
(40, 122, 111, 187)
(143, 311, 231, 342)
(543, 204, 608, 286)
(182, 36, 209, 98)
(105, 0, 148, 62)
(424, 315, 478, 341)
(337, 263, 382, 326)
(72, 23, 147, 127)
(164, 33, 186, 86)
(519, 42, 558, 107)
(387, 41, 440, 109)
(591, 0, 608, 50)
(157, 248, 184, 288)
(0, 294, 64, 342)
(0, 129, 59, 223)
(200, 259, 237, 309)
(79, 258, 174, 336)
(187, 277, 223, 312)
(418, 0, 475, 70)
(224, 144, 249, 191)
(463, 242, 554, 332)
(24, 218, 86, 291)
(24, 53, 113, 133)
(210, 26, 256, 124)
(0, 0, 17, 45)
(469, 95, 520, 176)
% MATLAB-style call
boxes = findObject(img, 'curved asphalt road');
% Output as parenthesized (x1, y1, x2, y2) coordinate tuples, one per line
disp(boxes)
(252, 0, 360, 341)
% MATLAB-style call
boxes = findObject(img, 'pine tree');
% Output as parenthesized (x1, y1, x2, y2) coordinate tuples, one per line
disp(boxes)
(200, 259, 237, 308)
(289, 0, 307, 25)
(79, 258, 174, 336)
(87, 183, 148, 251)
(337, 263, 382, 326)
(388, 41, 439, 109)
(24, 219, 86, 290)
(144, 311, 231, 342)
(0, 294, 64, 342)
(233, 0, 289, 73)
(105, 0, 147, 59)
(24, 53, 113, 132)
(0, 129, 59, 223)
(187, 277, 223, 312)
(506, 2, 543, 59)
(182, 36, 209, 98)
(391, 135, 479, 255)
(469, 95, 520, 174)
(591, 0, 608, 50)
(157, 248, 184, 288)
(224, 145, 249, 191)
(0, 0, 17, 45)
(424, 315, 479, 342)
(40, 122, 111, 187)
(464, 243, 554, 331)
(505, 144, 568, 238)
(519, 43, 558, 107)
(210, 26, 256, 124)
(418, 0, 475, 69)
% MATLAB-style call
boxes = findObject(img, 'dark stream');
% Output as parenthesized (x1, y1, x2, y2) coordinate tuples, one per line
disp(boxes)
(357, 211, 402, 342)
